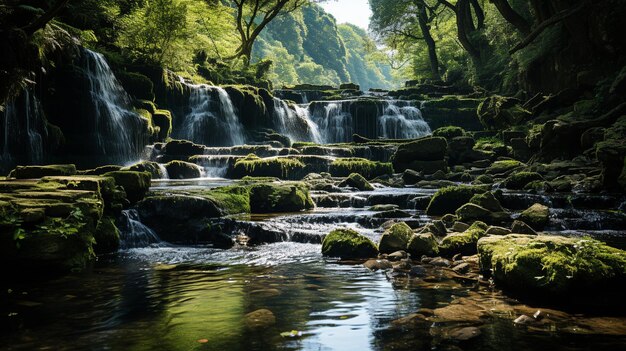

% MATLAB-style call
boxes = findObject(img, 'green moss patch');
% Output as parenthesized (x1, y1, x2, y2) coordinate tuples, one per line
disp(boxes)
(322, 228, 378, 259)
(329, 158, 393, 179)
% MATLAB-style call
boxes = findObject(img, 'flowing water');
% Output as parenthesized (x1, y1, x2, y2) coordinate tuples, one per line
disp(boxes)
(177, 84, 246, 146)
(81, 49, 148, 163)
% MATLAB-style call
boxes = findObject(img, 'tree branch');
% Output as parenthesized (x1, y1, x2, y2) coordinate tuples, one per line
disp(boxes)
(21, 0, 70, 36)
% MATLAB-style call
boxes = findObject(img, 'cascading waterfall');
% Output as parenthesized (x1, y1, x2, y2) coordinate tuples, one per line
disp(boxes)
(272, 98, 322, 143)
(306, 99, 431, 143)
(82, 49, 148, 162)
(0, 89, 47, 172)
(118, 209, 162, 249)
(177, 84, 245, 146)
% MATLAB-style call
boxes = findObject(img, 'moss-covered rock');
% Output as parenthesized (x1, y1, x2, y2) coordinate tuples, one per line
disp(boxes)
(455, 203, 494, 223)
(469, 192, 505, 212)
(152, 109, 172, 141)
(503, 171, 544, 190)
(102, 171, 151, 204)
(117, 71, 155, 101)
(232, 155, 306, 180)
(391, 137, 448, 172)
(477, 235, 626, 299)
(94, 216, 120, 254)
(81, 165, 123, 176)
(519, 203, 550, 230)
(511, 220, 537, 235)
(164, 139, 205, 157)
(10, 164, 77, 179)
(477, 96, 531, 130)
(338, 173, 374, 191)
(329, 158, 393, 179)
(165, 160, 202, 179)
(125, 161, 166, 179)
(426, 185, 484, 216)
(321, 228, 378, 259)
(249, 182, 314, 213)
(487, 160, 525, 175)
(407, 232, 439, 257)
(439, 221, 488, 256)
(378, 222, 413, 254)
(432, 126, 466, 139)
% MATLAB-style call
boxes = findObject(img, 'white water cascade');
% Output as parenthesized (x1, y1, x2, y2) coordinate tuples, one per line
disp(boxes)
(0, 89, 47, 172)
(272, 98, 322, 143)
(118, 209, 163, 249)
(82, 49, 148, 162)
(178, 84, 246, 146)
(378, 102, 431, 139)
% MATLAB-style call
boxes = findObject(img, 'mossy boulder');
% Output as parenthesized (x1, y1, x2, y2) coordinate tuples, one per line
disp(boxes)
(469, 192, 505, 212)
(503, 171, 544, 190)
(439, 221, 488, 256)
(426, 185, 484, 216)
(164, 139, 205, 157)
(378, 222, 413, 254)
(125, 161, 166, 179)
(455, 203, 494, 223)
(407, 233, 439, 257)
(165, 160, 202, 179)
(432, 126, 466, 139)
(477, 96, 531, 130)
(81, 165, 123, 176)
(102, 171, 151, 204)
(232, 155, 306, 180)
(511, 220, 538, 235)
(94, 216, 120, 254)
(519, 203, 550, 230)
(329, 158, 393, 179)
(338, 173, 374, 191)
(249, 182, 314, 213)
(152, 109, 172, 141)
(477, 235, 626, 299)
(391, 137, 448, 172)
(487, 160, 525, 175)
(10, 165, 77, 179)
(117, 71, 155, 101)
(322, 228, 378, 259)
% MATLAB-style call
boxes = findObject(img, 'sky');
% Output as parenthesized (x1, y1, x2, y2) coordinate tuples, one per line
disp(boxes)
(320, 0, 372, 31)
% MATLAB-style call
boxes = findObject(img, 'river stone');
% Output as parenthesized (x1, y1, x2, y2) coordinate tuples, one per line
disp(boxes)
(485, 226, 511, 235)
(511, 220, 537, 235)
(519, 203, 550, 230)
(245, 309, 276, 329)
(455, 203, 493, 223)
(102, 171, 151, 204)
(391, 137, 448, 172)
(363, 259, 393, 271)
(338, 173, 374, 191)
(249, 183, 314, 213)
(439, 221, 488, 256)
(402, 169, 423, 185)
(10, 164, 77, 179)
(448, 327, 482, 341)
(379, 222, 413, 254)
(470, 192, 505, 212)
(407, 233, 439, 257)
(420, 220, 447, 237)
(451, 221, 470, 232)
(164, 160, 202, 179)
(321, 228, 378, 259)
(477, 234, 626, 300)
(426, 185, 484, 216)
(441, 214, 458, 227)
(372, 209, 411, 219)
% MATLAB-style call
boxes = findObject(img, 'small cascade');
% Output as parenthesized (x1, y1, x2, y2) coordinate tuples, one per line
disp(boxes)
(378, 101, 431, 139)
(177, 84, 245, 146)
(156, 163, 169, 179)
(307, 99, 431, 143)
(272, 98, 322, 143)
(118, 209, 162, 249)
(81, 49, 148, 162)
(0, 89, 48, 172)
(192, 155, 232, 178)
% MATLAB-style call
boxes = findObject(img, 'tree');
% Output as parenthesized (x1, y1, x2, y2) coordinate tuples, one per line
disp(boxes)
(229, 0, 318, 65)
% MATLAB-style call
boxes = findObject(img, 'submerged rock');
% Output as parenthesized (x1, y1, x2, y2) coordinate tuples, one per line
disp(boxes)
(245, 309, 276, 329)
(478, 234, 626, 300)
(379, 222, 413, 254)
(321, 228, 378, 259)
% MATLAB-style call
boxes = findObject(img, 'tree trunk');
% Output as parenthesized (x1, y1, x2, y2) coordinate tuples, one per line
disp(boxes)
(417, 4, 440, 80)
(491, 0, 531, 35)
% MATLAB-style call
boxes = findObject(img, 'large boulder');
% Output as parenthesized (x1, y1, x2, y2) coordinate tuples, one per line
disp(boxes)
(378, 222, 413, 254)
(102, 171, 151, 204)
(407, 233, 439, 257)
(338, 173, 374, 191)
(249, 182, 314, 213)
(439, 221, 488, 256)
(503, 171, 544, 190)
(426, 185, 484, 216)
(478, 235, 626, 300)
(165, 160, 202, 179)
(10, 164, 77, 179)
(469, 192, 505, 212)
(519, 203, 550, 230)
(391, 137, 448, 172)
(455, 203, 494, 223)
(321, 228, 378, 259)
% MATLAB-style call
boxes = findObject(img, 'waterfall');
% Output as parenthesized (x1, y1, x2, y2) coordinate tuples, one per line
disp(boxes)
(378, 102, 431, 139)
(118, 209, 162, 249)
(81, 49, 148, 162)
(0, 89, 47, 172)
(177, 84, 245, 146)
(192, 155, 232, 178)
(307, 100, 431, 143)
(272, 98, 322, 143)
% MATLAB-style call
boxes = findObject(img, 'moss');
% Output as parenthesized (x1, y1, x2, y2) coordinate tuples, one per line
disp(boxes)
(487, 160, 525, 175)
(135, 100, 157, 114)
(202, 186, 251, 215)
(519, 203, 549, 230)
(502, 171, 544, 190)
(117, 71, 155, 101)
(329, 158, 393, 179)
(124, 161, 165, 179)
(474, 174, 494, 184)
(469, 192, 504, 212)
(94, 216, 120, 254)
(321, 228, 378, 259)
(10, 165, 77, 179)
(455, 203, 493, 223)
(153, 109, 172, 141)
(478, 235, 626, 297)
(474, 137, 505, 151)
(432, 126, 466, 139)
(426, 185, 485, 216)
(338, 173, 374, 191)
(232, 155, 306, 180)
(249, 182, 314, 213)
(391, 137, 448, 172)
(439, 221, 488, 256)
(102, 171, 151, 204)
(407, 233, 439, 257)
(164, 160, 202, 179)
(378, 222, 413, 254)
(81, 165, 123, 176)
